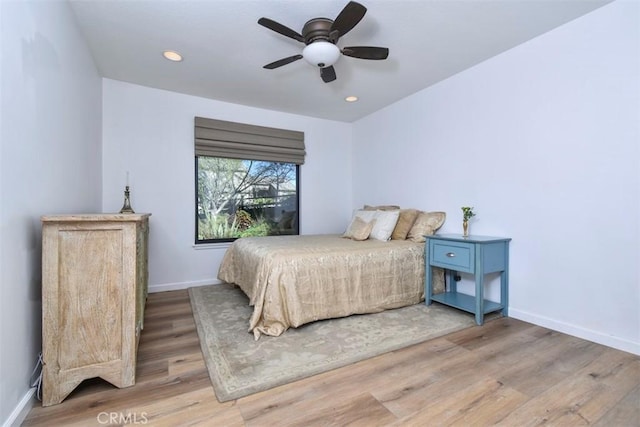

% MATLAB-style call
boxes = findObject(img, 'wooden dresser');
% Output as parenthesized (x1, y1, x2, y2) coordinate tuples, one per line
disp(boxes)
(41, 213, 150, 406)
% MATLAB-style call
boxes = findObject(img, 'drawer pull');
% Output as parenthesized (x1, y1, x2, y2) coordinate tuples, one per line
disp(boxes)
(446, 252, 456, 257)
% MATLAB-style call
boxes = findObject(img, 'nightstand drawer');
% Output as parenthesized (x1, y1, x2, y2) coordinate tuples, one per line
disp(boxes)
(430, 241, 475, 273)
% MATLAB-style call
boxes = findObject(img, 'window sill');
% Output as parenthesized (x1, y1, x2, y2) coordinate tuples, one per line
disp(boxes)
(193, 242, 233, 250)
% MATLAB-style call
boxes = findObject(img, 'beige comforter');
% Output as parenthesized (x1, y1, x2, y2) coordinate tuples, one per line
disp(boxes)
(217, 234, 444, 339)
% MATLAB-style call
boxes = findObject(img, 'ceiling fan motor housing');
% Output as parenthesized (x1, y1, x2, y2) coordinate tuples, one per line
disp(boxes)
(302, 18, 334, 44)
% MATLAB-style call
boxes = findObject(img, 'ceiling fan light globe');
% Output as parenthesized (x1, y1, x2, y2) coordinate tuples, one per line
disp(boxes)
(302, 41, 340, 68)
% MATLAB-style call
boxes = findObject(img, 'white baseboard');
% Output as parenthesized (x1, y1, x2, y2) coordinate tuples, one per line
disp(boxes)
(3, 388, 35, 427)
(148, 278, 222, 293)
(509, 308, 640, 356)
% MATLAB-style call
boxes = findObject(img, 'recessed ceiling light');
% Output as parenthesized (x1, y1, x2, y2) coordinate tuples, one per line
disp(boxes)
(345, 96, 359, 102)
(163, 50, 183, 62)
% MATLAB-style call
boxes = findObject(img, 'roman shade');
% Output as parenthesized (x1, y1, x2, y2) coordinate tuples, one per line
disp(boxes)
(195, 117, 305, 165)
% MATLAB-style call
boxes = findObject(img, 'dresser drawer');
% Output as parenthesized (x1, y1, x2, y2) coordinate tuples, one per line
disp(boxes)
(430, 240, 475, 273)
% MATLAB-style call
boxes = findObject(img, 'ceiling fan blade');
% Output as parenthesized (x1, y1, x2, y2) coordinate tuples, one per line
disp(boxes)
(342, 46, 389, 60)
(330, 1, 367, 40)
(320, 66, 337, 83)
(258, 17, 305, 43)
(263, 54, 303, 69)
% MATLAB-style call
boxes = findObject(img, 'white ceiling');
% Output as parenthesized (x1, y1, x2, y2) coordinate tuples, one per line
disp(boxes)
(68, 0, 611, 122)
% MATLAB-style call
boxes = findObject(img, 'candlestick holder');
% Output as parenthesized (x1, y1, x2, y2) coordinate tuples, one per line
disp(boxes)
(119, 186, 135, 214)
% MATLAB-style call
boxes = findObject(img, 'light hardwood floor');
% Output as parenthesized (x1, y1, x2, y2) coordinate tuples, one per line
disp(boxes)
(24, 290, 639, 426)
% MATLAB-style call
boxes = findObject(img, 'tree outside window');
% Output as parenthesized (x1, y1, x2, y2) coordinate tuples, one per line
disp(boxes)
(196, 156, 299, 243)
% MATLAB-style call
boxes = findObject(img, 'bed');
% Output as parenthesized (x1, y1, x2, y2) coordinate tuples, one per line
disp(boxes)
(217, 232, 445, 339)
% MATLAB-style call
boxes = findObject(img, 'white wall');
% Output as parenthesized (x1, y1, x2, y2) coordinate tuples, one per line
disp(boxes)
(352, 1, 639, 354)
(1, 3, 636, 424)
(102, 80, 353, 292)
(0, 1, 102, 425)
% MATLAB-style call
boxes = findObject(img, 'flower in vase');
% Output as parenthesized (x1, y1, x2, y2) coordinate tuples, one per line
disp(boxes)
(461, 206, 476, 222)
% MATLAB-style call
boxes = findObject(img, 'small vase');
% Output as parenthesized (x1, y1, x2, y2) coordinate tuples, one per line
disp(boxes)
(462, 220, 469, 237)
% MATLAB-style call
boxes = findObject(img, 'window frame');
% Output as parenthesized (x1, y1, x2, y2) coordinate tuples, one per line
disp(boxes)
(194, 156, 301, 244)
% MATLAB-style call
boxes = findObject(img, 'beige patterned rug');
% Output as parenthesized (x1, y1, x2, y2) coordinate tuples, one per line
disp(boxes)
(189, 283, 476, 402)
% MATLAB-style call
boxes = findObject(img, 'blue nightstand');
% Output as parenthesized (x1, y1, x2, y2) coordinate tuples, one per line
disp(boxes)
(425, 234, 511, 325)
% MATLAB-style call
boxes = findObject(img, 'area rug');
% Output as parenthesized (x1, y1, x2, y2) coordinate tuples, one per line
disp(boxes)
(189, 283, 476, 402)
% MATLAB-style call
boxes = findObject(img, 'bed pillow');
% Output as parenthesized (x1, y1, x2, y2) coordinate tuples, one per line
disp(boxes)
(342, 216, 376, 241)
(363, 204, 400, 211)
(391, 209, 420, 240)
(350, 209, 376, 223)
(369, 210, 400, 241)
(343, 210, 376, 237)
(407, 211, 446, 242)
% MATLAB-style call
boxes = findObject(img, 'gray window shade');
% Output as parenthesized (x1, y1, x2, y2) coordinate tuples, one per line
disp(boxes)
(195, 117, 305, 165)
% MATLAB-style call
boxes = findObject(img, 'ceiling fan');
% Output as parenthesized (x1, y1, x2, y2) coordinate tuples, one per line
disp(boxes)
(258, 1, 389, 83)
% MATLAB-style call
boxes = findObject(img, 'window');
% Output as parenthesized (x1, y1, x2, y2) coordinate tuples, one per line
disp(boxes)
(194, 117, 304, 244)
(196, 157, 299, 243)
